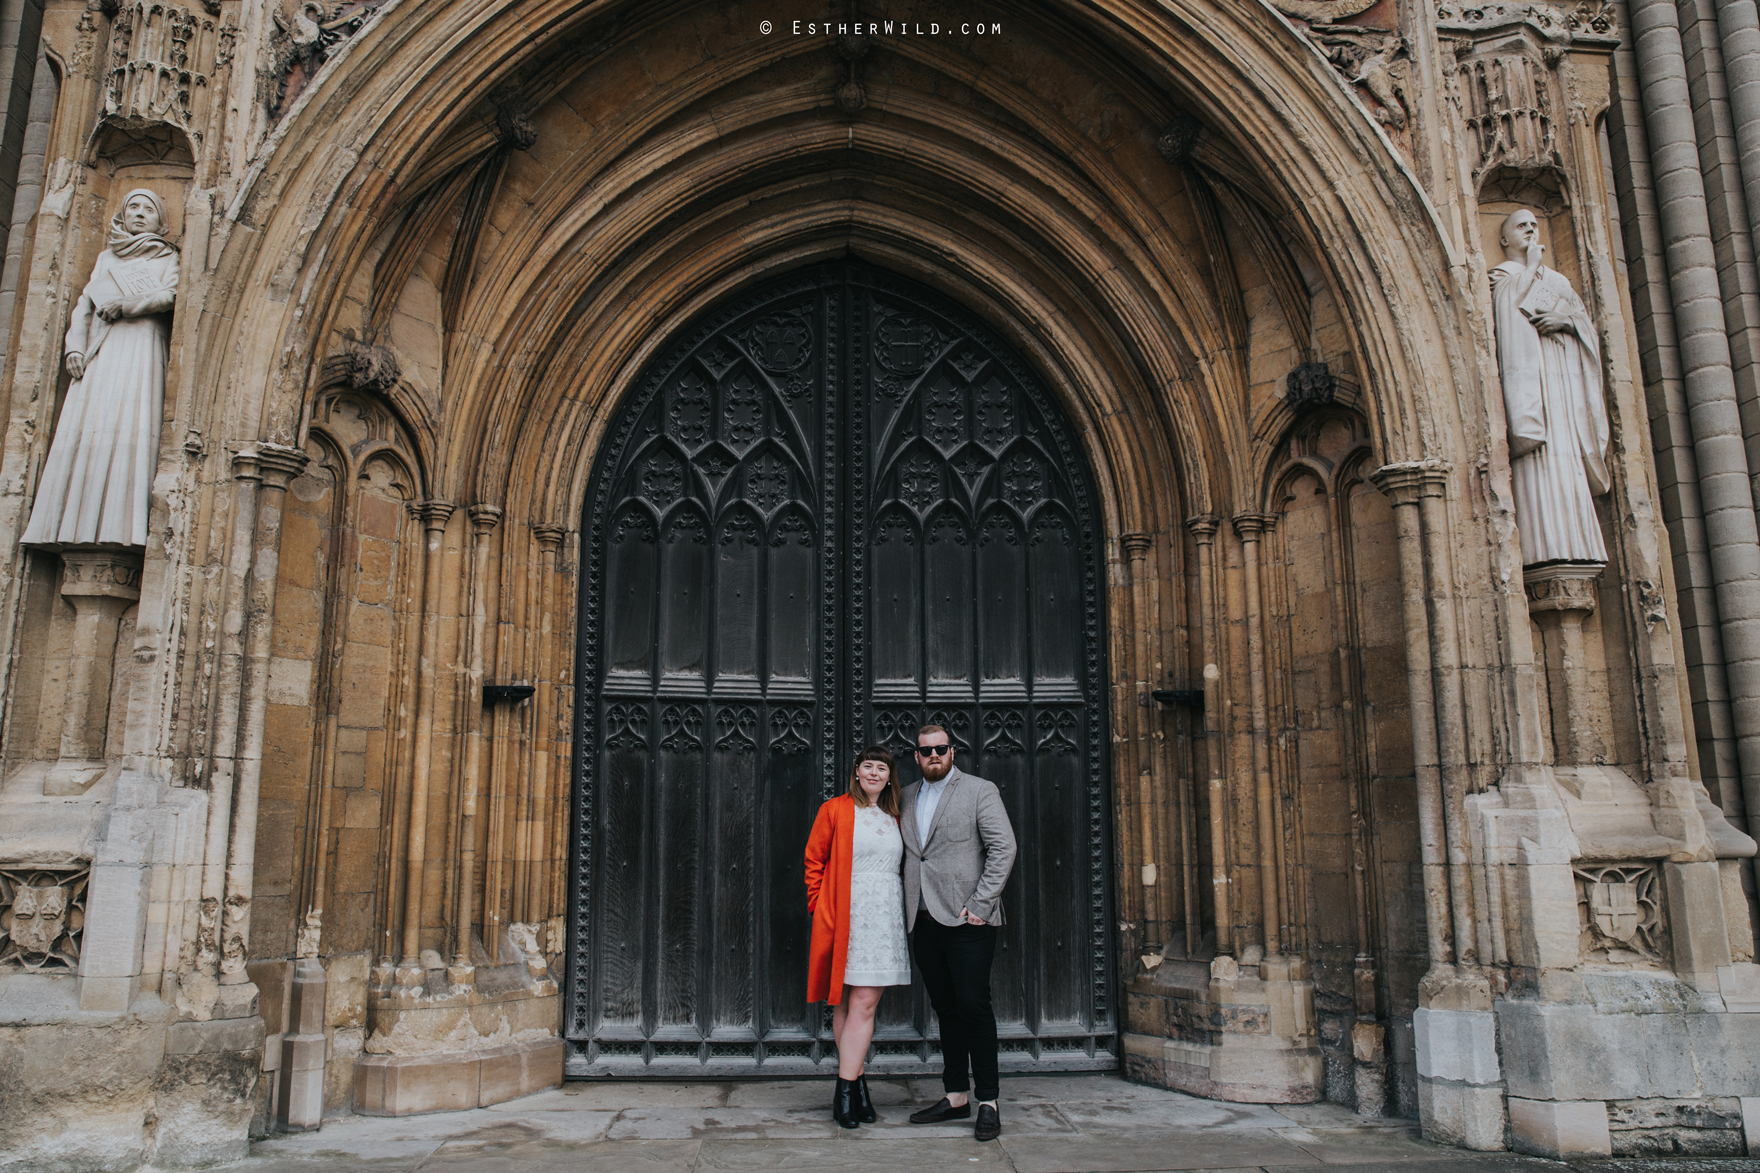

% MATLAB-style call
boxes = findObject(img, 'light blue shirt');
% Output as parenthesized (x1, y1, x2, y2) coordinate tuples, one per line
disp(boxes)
(915, 765, 957, 846)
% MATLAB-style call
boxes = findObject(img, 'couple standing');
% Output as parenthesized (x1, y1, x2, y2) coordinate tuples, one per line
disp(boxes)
(803, 725, 1018, 1141)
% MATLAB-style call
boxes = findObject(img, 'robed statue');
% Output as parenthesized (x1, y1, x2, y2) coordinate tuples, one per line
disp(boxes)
(1488, 208, 1611, 565)
(23, 188, 179, 548)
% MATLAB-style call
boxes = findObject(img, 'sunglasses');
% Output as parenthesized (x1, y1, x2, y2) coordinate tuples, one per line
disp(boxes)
(914, 744, 951, 757)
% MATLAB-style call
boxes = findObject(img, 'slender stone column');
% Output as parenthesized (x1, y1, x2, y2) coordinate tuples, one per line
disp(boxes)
(455, 504, 501, 973)
(220, 443, 308, 988)
(1370, 466, 1453, 970)
(526, 523, 565, 926)
(1122, 531, 1163, 946)
(1187, 515, 1230, 956)
(44, 549, 143, 795)
(540, 526, 573, 924)
(399, 500, 455, 982)
(1630, 0, 1760, 838)
(190, 453, 264, 993)
(1233, 513, 1281, 957)
(1416, 477, 1479, 967)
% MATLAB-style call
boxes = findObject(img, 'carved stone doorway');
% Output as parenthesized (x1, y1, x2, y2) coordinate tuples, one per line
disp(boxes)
(566, 262, 1113, 1077)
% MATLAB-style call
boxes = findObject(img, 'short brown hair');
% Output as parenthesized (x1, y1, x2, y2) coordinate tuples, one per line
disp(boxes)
(916, 724, 949, 744)
(849, 745, 901, 818)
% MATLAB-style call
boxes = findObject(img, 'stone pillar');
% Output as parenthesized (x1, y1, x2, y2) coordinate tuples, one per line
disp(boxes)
(454, 503, 500, 975)
(1186, 515, 1230, 957)
(220, 443, 307, 995)
(1122, 531, 1163, 949)
(528, 522, 565, 928)
(1233, 513, 1282, 957)
(399, 500, 455, 985)
(43, 548, 142, 796)
(1523, 562, 1606, 767)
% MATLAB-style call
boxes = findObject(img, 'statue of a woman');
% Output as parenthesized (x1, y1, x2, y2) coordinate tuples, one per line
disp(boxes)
(1489, 208, 1611, 565)
(22, 188, 179, 548)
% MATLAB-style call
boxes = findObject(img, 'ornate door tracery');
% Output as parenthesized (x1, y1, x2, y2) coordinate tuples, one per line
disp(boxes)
(568, 262, 1111, 1076)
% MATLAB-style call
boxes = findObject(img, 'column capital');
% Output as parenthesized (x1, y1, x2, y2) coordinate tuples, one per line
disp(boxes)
(1120, 531, 1154, 556)
(532, 523, 567, 549)
(1370, 460, 1449, 505)
(411, 500, 456, 530)
(1232, 512, 1276, 540)
(1185, 514, 1221, 540)
(468, 503, 504, 534)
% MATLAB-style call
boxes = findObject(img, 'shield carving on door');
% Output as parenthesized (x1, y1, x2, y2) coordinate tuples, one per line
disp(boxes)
(566, 262, 1113, 1077)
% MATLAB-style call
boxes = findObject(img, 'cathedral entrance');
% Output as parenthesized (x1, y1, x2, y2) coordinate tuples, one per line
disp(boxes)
(565, 262, 1114, 1077)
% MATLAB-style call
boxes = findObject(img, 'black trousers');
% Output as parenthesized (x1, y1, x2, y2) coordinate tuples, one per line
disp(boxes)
(911, 916, 1000, 1101)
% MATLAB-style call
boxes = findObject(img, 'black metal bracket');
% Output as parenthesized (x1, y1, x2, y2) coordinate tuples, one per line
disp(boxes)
(1151, 689, 1205, 712)
(483, 683, 536, 705)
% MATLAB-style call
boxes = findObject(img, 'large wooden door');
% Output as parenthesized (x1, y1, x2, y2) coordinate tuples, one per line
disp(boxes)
(566, 262, 1112, 1077)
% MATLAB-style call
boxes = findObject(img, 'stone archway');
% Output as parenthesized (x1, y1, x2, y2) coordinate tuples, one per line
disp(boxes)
(568, 260, 1115, 1076)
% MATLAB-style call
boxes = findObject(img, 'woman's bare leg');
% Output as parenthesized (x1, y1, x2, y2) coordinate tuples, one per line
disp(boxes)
(837, 985, 883, 1080)
(831, 999, 849, 1058)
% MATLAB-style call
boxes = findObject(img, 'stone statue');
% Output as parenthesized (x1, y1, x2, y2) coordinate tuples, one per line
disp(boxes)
(1489, 208, 1611, 565)
(22, 188, 179, 548)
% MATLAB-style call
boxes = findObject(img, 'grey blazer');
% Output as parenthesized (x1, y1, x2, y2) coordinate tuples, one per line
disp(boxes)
(901, 765, 1018, 931)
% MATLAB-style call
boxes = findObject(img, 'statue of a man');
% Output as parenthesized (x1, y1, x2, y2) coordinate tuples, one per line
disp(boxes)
(22, 188, 179, 548)
(1489, 208, 1611, 565)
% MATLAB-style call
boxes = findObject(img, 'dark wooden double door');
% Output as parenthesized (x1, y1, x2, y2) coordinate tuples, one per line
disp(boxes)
(566, 262, 1113, 1076)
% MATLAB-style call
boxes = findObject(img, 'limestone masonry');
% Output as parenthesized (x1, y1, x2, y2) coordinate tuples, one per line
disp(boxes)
(3, 0, 1760, 1167)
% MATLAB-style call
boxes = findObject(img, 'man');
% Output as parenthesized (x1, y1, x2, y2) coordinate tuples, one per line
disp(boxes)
(1488, 207, 1611, 566)
(900, 724, 1018, 1142)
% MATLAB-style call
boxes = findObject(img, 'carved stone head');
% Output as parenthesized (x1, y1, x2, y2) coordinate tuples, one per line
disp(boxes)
(121, 190, 163, 236)
(1500, 207, 1541, 263)
(9, 884, 68, 958)
(1, 868, 85, 970)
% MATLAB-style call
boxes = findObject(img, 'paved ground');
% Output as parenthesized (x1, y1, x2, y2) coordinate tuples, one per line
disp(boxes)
(240, 1074, 1760, 1173)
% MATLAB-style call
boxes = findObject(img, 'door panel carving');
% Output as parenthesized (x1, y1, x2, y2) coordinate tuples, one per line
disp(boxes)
(570, 263, 1110, 1075)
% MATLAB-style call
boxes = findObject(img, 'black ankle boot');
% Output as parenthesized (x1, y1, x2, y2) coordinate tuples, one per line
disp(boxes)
(832, 1078, 860, 1128)
(853, 1074, 878, 1123)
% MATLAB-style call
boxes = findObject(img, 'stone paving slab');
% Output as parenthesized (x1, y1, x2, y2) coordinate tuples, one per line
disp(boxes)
(696, 1136, 1016, 1170)
(998, 1129, 1322, 1172)
(238, 1074, 1742, 1173)
(421, 1137, 702, 1171)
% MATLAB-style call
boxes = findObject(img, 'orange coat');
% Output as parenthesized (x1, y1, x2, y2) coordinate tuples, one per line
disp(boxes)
(804, 794, 855, 1005)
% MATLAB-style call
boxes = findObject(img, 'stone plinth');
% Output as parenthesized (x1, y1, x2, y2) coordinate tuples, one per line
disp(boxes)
(356, 941, 560, 1116)
(1123, 956, 1322, 1103)
(355, 1036, 563, 1115)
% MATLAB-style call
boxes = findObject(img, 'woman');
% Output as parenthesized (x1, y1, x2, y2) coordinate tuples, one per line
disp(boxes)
(24, 188, 179, 547)
(804, 745, 911, 1129)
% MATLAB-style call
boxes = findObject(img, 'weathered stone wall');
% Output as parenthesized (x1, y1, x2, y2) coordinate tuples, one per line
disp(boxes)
(0, 0, 1755, 1167)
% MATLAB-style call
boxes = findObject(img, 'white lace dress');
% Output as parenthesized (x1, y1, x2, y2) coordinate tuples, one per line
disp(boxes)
(843, 802, 911, 986)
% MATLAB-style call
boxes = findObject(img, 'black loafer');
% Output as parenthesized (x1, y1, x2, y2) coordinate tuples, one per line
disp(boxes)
(909, 1096, 972, 1124)
(974, 1102, 1001, 1141)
